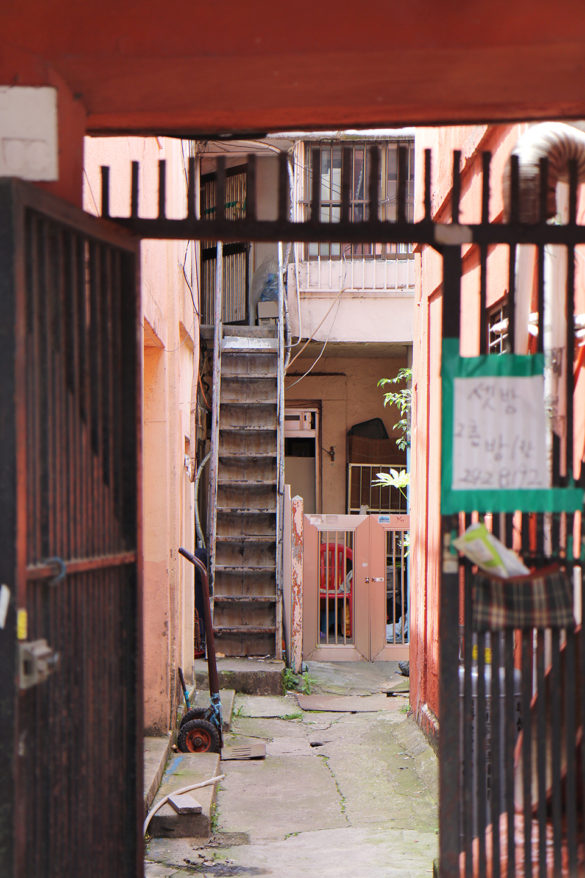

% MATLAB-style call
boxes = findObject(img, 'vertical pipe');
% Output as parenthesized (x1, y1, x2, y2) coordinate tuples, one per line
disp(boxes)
(397, 145, 408, 224)
(508, 154, 519, 354)
(462, 568, 473, 875)
(208, 243, 223, 601)
(504, 629, 516, 878)
(550, 628, 562, 876)
(490, 632, 501, 878)
(247, 155, 257, 220)
(130, 162, 139, 219)
(341, 146, 351, 225)
(100, 166, 110, 218)
(275, 240, 286, 658)
(278, 152, 289, 224)
(535, 630, 547, 878)
(424, 149, 432, 222)
(187, 155, 196, 219)
(521, 629, 533, 878)
(564, 625, 578, 874)
(369, 145, 379, 223)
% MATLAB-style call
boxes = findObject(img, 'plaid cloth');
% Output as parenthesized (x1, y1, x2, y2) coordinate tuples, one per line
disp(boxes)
(472, 566, 574, 630)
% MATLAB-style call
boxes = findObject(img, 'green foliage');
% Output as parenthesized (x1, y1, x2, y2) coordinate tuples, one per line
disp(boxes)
(299, 670, 316, 695)
(282, 667, 317, 695)
(378, 367, 412, 451)
(282, 667, 298, 691)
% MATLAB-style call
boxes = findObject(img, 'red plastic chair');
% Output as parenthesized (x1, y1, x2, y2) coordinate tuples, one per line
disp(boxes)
(319, 543, 353, 637)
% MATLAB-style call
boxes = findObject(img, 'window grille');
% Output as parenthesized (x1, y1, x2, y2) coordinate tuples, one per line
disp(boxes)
(302, 141, 414, 260)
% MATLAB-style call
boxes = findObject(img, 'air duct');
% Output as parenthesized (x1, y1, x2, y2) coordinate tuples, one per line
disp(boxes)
(503, 122, 585, 223)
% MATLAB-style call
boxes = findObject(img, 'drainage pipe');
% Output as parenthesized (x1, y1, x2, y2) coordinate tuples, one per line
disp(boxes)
(503, 122, 585, 223)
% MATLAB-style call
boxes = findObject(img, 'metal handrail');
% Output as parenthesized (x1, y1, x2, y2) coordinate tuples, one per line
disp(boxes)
(207, 242, 223, 601)
(275, 241, 286, 658)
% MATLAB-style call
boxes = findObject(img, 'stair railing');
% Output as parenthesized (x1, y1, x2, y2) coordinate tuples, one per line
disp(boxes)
(207, 241, 223, 605)
(275, 241, 286, 659)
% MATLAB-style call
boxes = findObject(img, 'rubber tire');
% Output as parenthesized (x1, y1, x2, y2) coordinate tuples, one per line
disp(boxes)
(177, 718, 221, 754)
(179, 706, 208, 729)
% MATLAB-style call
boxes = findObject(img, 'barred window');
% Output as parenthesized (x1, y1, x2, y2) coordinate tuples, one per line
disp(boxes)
(303, 140, 414, 259)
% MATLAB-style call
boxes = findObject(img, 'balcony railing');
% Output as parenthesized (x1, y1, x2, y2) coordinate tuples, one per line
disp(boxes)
(295, 254, 414, 294)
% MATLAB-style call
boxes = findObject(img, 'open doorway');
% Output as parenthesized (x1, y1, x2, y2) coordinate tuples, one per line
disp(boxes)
(284, 407, 320, 514)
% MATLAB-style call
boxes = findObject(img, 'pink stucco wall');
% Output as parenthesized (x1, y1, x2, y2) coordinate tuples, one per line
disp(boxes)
(411, 121, 585, 734)
(84, 136, 198, 733)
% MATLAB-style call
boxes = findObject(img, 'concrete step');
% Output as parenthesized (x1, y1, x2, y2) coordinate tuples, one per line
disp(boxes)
(222, 354, 277, 378)
(200, 325, 276, 341)
(220, 402, 277, 430)
(222, 326, 276, 338)
(220, 378, 277, 403)
(222, 336, 278, 353)
(214, 568, 276, 594)
(217, 456, 276, 482)
(148, 752, 220, 839)
(218, 429, 276, 454)
(215, 540, 275, 565)
(217, 484, 276, 510)
(194, 657, 284, 695)
(217, 511, 275, 538)
(214, 595, 276, 605)
(144, 735, 172, 813)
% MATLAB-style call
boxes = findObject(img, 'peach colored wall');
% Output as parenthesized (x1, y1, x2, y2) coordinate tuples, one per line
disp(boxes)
(410, 124, 530, 726)
(84, 136, 198, 733)
(285, 353, 408, 513)
(409, 122, 585, 729)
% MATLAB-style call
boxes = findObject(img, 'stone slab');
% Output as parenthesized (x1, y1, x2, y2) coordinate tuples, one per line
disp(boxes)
(296, 693, 404, 712)
(233, 693, 301, 718)
(148, 752, 221, 838)
(194, 657, 284, 695)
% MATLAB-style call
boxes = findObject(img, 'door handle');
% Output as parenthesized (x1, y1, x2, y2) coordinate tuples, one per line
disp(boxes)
(365, 577, 384, 583)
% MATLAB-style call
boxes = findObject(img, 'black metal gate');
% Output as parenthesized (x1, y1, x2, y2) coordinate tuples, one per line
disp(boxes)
(439, 153, 585, 877)
(98, 143, 585, 876)
(0, 180, 142, 878)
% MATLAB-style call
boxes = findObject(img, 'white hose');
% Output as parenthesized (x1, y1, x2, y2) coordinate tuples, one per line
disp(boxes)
(143, 773, 225, 836)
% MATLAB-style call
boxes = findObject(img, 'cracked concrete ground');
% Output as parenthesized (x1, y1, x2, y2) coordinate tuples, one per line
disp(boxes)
(145, 669, 438, 878)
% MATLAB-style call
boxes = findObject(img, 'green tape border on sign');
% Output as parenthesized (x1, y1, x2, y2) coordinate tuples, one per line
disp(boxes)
(440, 338, 583, 514)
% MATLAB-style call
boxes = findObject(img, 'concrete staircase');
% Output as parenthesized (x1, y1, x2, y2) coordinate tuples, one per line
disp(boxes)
(213, 326, 279, 657)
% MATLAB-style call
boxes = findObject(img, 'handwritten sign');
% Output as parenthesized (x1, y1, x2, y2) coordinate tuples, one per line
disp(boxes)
(452, 375, 547, 491)
(441, 339, 583, 513)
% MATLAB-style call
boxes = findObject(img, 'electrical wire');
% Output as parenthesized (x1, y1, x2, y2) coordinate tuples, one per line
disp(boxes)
(286, 285, 348, 371)
(284, 293, 343, 389)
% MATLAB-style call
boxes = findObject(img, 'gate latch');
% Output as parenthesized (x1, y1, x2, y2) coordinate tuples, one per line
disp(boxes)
(365, 577, 385, 583)
(18, 639, 60, 690)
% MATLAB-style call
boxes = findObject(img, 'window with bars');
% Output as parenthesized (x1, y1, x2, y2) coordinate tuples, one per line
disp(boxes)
(487, 299, 510, 353)
(302, 140, 414, 259)
(200, 165, 249, 324)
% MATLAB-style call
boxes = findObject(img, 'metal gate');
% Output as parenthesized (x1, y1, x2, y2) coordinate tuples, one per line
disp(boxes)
(301, 513, 409, 661)
(98, 142, 585, 875)
(0, 180, 142, 878)
(438, 153, 585, 877)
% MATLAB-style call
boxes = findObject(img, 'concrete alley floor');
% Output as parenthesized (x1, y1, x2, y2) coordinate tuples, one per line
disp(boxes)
(145, 662, 438, 878)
